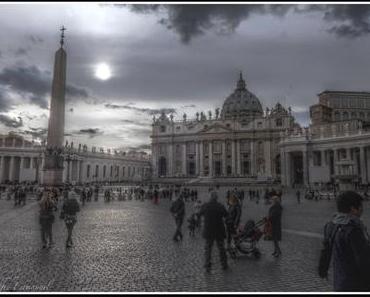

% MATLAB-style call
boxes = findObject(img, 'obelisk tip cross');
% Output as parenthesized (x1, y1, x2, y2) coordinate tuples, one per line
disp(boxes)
(60, 26, 66, 48)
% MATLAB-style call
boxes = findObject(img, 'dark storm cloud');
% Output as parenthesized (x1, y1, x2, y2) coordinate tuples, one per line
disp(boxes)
(0, 114, 23, 128)
(66, 85, 89, 99)
(293, 4, 370, 38)
(323, 5, 370, 38)
(127, 4, 370, 42)
(0, 89, 13, 112)
(22, 127, 47, 139)
(0, 65, 90, 109)
(76, 128, 104, 138)
(105, 103, 176, 115)
(128, 4, 292, 44)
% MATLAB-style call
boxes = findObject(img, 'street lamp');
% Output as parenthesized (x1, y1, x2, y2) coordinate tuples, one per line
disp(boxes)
(63, 146, 73, 185)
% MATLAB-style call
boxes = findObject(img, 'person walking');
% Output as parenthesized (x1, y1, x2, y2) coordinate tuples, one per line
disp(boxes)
(268, 195, 283, 257)
(62, 189, 81, 248)
(39, 191, 56, 249)
(296, 189, 301, 204)
(170, 193, 185, 242)
(225, 194, 242, 249)
(199, 187, 228, 272)
(319, 191, 370, 292)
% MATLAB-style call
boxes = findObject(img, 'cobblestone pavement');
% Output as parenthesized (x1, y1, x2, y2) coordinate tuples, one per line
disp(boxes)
(1, 187, 368, 292)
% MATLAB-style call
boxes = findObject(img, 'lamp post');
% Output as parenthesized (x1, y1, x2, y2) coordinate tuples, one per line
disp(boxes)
(64, 146, 73, 185)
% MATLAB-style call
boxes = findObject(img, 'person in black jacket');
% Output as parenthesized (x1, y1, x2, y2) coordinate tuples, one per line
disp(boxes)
(62, 189, 81, 248)
(268, 195, 283, 257)
(225, 194, 242, 249)
(170, 194, 185, 242)
(322, 191, 370, 292)
(199, 189, 228, 272)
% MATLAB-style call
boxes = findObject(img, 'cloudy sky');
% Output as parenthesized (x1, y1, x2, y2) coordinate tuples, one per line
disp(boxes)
(1, 3, 370, 151)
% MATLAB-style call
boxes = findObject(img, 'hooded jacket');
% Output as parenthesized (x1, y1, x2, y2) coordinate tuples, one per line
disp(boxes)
(327, 213, 370, 292)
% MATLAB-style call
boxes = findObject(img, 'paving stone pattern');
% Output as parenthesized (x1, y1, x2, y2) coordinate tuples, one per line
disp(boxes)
(1, 187, 367, 292)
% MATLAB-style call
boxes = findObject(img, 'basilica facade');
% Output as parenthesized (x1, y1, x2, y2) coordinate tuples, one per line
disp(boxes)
(151, 74, 298, 182)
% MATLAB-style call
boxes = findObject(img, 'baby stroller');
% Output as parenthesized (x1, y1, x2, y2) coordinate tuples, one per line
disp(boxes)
(228, 218, 266, 259)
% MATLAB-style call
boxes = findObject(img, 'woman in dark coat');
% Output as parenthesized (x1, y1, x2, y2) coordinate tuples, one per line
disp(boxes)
(268, 195, 283, 257)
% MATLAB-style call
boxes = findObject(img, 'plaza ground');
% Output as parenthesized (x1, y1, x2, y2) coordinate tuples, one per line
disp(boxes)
(1, 186, 368, 292)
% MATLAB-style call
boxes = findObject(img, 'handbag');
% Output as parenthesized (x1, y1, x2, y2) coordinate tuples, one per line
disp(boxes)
(263, 218, 273, 240)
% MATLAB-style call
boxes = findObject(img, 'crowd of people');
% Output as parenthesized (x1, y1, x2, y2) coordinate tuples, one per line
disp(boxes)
(2, 179, 370, 292)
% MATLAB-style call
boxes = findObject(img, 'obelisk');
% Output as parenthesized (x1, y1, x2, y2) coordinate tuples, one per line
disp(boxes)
(43, 27, 67, 186)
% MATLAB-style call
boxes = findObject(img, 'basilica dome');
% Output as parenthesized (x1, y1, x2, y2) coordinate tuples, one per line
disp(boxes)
(221, 73, 263, 120)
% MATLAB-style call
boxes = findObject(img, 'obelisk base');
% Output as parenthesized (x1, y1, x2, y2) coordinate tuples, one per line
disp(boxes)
(42, 168, 64, 187)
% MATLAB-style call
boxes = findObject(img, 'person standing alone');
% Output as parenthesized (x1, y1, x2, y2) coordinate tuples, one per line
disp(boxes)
(62, 189, 80, 248)
(199, 187, 228, 272)
(268, 195, 283, 257)
(170, 193, 185, 242)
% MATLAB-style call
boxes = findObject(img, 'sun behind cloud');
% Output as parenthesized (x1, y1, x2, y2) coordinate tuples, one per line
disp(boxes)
(95, 63, 112, 80)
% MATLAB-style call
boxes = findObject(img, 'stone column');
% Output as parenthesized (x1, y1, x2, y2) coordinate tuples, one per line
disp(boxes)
(0, 156, 3, 183)
(168, 143, 173, 177)
(199, 141, 204, 176)
(195, 142, 200, 176)
(360, 146, 367, 184)
(182, 143, 187, 176)
(333, 149, 339, 176)
(346, 148, 351, 160)
(303, 151, 309, 186)
(280, 151, 286, 185)
(19, 157, 24, 182)
(236, 140, 241, 176)
(264, 140, 272, 176)
(76, 160, 80, 183)
(222, 141, 226, 176)
(9, 156, 14, 182)
(209, 141, 213, 177)
(152, 144, 158, 178)
(285, 152, 291, 187)
(231, 140, 236, 175)
(250, 141, 255, 175)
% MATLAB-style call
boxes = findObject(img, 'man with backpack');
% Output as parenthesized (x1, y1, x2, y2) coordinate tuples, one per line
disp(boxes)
(319, 191, 370, 291)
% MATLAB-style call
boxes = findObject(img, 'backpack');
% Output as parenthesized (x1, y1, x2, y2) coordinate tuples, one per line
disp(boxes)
(318, 222, 341, 279)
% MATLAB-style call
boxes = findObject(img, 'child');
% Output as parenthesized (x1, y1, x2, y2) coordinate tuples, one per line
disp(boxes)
(187, 213, 197, 237)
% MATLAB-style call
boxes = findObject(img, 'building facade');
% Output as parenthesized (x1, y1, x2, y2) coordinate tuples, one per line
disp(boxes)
(151, 73, 298, 182)
(0, 133, 151, 184)
(281, 91, 370, 187)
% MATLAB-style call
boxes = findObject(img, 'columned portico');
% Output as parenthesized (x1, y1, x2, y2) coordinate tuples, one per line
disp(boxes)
(199, 141, 204, 176)
(195, 142, 200, 176)
(182, 143, 187, 176)
(360, 146, 367, 183)
(208, 141, 213, 177)
(222, 141, 226, 176)
(231, 140, 236, 175)
(236, 140, 241, 176)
